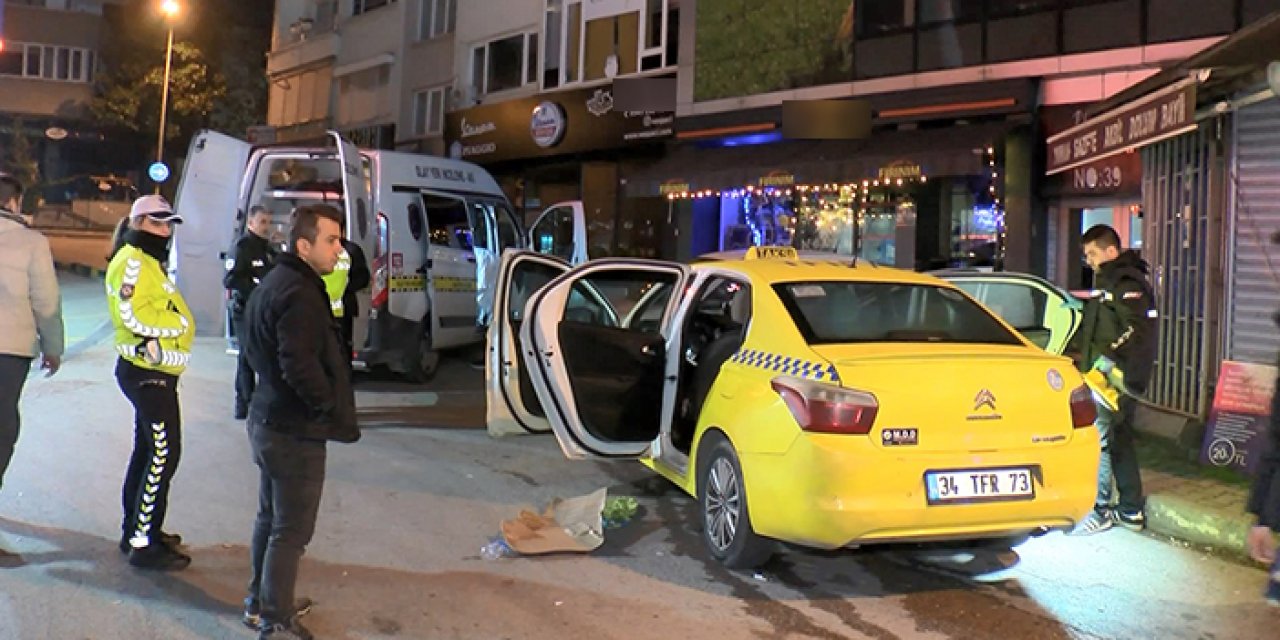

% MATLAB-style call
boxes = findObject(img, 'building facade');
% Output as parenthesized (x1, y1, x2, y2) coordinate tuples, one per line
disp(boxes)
(0, 0, 124, 208)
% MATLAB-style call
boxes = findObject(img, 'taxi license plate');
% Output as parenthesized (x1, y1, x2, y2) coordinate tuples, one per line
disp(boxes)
(925, 467, 1035, 505)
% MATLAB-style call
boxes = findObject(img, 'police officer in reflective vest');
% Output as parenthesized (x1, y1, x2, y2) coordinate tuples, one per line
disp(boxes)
(106, 195, 194, 571)
(225, 206, 279, 420)
(320, 218, 369, 362)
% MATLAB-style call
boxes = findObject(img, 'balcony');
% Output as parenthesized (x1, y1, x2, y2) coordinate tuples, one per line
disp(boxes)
(268, 1, 340, 75)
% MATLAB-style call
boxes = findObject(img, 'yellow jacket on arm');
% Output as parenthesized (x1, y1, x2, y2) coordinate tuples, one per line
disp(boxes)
(322, 247, 351, 318)
(105, 244, 195, 375)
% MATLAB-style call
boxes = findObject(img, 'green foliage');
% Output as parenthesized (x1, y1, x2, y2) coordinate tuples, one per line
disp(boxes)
(90, 42, 225, 146)
(694, 0, 853, 102)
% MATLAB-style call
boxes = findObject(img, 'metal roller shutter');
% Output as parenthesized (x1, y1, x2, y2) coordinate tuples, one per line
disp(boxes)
(1228, 96, 1280, 365)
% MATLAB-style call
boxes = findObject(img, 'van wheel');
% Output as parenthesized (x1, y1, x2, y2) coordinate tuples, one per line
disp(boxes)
(405, 335, 439, 383)
(697, 433, 773, 570)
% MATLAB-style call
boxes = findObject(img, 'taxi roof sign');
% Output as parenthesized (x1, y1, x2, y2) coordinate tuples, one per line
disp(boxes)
(745, 246, 799, 260)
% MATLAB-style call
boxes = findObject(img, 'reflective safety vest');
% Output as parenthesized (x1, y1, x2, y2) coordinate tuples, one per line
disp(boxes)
(322, 248, 351, 317)
(105, 245, 195, 375)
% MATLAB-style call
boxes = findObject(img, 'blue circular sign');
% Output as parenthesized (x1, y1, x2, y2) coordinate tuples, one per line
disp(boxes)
(148, 161, 170, 183)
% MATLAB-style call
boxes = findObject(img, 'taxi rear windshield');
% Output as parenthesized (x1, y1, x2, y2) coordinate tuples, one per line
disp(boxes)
(773, 281, 1022, 346)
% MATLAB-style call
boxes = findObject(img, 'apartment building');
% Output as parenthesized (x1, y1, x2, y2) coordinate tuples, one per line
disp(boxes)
(0, 0, 123, 202)
(266, 0, 456, 153)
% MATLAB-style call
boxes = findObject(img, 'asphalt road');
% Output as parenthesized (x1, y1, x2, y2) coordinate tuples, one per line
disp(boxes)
(0, 275, 1275, 639)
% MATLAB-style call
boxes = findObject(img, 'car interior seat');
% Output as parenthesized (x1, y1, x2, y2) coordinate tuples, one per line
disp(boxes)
(678, 290, 751, 450)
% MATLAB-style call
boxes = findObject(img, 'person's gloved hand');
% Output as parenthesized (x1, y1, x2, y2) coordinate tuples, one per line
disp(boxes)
(1092, 355, 1116, 374)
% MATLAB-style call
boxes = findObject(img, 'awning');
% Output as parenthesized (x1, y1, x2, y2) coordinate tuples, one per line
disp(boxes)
(1045, 78, 1198, 176)
(624, 121, 1012, 198)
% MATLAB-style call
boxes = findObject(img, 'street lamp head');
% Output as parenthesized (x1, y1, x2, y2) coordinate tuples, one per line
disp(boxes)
(160, 0, 180, 18)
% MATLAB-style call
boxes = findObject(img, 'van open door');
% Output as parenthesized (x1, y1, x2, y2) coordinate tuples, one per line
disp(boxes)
(171, 129, 251, 343)
(329, 131, 375, 352)
(527, 201, 588, 265)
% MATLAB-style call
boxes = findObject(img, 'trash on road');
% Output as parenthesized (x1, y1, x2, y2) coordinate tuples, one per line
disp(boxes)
(480, 535, 517, 560)
(493, 488, 608, 557)
(602, 496, 638, 529)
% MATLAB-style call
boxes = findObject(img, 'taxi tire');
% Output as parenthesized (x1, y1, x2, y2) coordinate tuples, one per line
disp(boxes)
(697, 434, 773, 570)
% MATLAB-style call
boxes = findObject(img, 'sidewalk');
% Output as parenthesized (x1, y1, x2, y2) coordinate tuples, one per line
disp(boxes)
(1138, 435, 1260, 561)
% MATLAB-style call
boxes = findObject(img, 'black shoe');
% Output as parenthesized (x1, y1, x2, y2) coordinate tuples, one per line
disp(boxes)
(127, 544, 191, 571)
(119, 531, 183, 554)
(243, 597, 313, 630)
(258, 618, 313, 640)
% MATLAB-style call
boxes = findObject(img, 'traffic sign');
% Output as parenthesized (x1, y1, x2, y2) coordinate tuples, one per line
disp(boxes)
(149, 161, 171, 183)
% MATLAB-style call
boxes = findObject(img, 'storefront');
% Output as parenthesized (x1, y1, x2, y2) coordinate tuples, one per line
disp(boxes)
(1041, 104, 1145, 290)
(443, 81, 675, 259)
(629, 123, 1013, 269)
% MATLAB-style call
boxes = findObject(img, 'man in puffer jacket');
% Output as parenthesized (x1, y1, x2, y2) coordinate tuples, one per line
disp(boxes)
(105, 194, 194, 571)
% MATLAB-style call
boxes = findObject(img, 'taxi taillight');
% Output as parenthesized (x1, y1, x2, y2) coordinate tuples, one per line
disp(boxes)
(771, 376, 878, 435)
(1070, 384, 1097, 428)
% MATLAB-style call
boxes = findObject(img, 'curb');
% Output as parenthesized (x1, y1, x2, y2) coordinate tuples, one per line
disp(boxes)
(1145, 493, 1255, 559)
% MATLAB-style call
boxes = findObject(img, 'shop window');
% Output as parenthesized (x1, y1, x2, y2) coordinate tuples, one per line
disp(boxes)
(987, 0, 1059, 18)
(858, 0, 915, 37)
(417, 0, 456, 41)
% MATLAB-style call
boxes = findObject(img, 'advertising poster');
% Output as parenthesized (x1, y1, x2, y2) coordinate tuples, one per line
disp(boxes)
(1199, 360, 1276, 475)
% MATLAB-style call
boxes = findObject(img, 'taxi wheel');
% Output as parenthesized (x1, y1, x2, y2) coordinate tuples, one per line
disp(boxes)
(698, 434, 773, 570)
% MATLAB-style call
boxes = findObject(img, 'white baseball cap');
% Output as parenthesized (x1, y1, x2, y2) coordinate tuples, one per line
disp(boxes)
(129, 194, 183, 223)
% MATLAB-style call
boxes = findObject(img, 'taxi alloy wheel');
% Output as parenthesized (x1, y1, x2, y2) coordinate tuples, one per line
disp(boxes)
(698, 434, 773, 570)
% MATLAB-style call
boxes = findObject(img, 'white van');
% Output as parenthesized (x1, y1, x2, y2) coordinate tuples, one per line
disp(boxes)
(171, 129, 587, 381)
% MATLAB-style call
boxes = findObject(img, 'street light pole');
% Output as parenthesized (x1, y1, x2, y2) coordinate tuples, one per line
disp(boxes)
(155, 0, 179, 193)
(156, 25, 174, 164)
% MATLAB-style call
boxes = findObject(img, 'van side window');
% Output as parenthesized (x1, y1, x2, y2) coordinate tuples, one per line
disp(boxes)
(422, 194, 473, 250)
(407, 202, 425, 241)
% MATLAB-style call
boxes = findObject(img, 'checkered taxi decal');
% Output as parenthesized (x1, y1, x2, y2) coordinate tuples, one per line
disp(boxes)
(729, 349, 841, 383)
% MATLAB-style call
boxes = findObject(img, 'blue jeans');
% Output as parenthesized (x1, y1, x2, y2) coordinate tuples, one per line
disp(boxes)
(1093, 396, 1145, 513)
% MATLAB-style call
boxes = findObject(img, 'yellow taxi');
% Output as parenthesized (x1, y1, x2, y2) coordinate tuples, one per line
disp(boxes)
(486, 247, 1100, 568)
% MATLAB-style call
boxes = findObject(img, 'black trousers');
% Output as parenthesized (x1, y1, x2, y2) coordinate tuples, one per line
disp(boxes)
(0, 355, 32, 492)
(115, 358, 183, 549)
(233, 315, 255, 409)
(247, 419, 326, 626)
(1107, 395, 1146, 513)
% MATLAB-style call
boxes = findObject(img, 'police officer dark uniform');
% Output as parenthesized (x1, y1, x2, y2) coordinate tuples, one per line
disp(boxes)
(1069, 224, 1157, 535)
(225, 206, 279, 419)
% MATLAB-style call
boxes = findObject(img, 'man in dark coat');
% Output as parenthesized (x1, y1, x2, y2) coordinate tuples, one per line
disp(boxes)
(1069, 224, 1157, 535)
(240, 204, 359, 640)
(224, 206, 278, 419)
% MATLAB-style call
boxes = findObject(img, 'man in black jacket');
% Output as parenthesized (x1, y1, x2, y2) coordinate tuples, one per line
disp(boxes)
(1247, 268, 1280, 605)
(225, 206, 278, 419)
(1070, 224, 1157, 535)
(240, 204, 359, 640)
